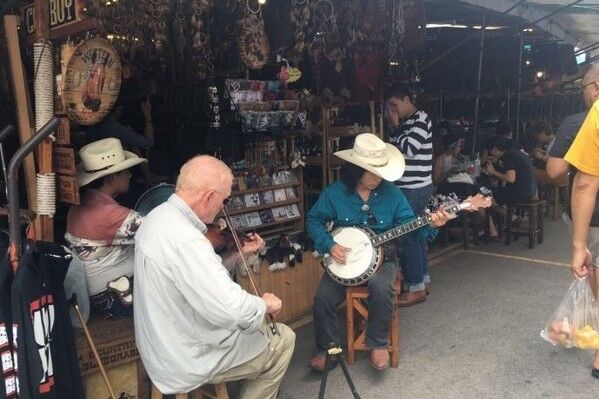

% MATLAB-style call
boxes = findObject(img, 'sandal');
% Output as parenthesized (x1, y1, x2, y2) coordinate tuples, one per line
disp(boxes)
(592, 368, 599, 379)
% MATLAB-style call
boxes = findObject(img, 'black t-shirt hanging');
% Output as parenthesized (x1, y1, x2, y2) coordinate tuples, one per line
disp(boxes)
(10, 241, 84, 399)
(0, 236, 17, 399)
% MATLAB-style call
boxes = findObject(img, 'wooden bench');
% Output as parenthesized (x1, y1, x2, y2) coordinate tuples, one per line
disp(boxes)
(75, 316, 149, 398)
(345, 276, 401, 367)
(505, 200, 546, 249)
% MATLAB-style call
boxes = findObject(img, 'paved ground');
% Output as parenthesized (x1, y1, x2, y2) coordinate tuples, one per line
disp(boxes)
(274, 219, 599, 399)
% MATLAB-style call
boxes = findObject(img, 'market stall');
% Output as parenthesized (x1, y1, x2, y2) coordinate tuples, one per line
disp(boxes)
(0, 0, 596, 397)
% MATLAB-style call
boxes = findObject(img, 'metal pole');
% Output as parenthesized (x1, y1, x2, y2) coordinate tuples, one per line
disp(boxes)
(0, 125, 15, 200)
(504, 0, 528, 14)
(422, 1, 528, 73)
(575, 41, 599, 54)
(507, 85, 511, 123)
(8, 117, 58, 262)
(522, 0, 586, 29)
(516, 31, 524, 143)
(471, 13, 486, 158)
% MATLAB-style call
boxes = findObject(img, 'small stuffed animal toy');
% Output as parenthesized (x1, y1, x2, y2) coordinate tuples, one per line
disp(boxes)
(237, 245, 267, 277)
(264, 234, 303, 271)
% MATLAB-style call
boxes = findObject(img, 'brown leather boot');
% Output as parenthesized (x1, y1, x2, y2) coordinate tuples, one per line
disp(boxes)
(397, 290, 426, 307)
(309, 354, 327, 372)
(370, 349, 390, 370)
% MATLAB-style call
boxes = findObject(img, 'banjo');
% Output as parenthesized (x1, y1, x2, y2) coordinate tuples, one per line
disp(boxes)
(323, 193, 491, 286)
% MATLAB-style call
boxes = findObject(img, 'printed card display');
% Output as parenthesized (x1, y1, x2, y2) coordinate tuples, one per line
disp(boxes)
(259, 190, 274, 204)
(272, 206, 288, 221)
(285, 187, 297, 199)
(259, 209, 275, 224)
(285, 204, 300, 218)
(226, 196, 245, 210)
(231, 214, 249, 230)
(243, 193, 261, 207)
(245, 212, 262, 227)
(273, 189, 287, 202)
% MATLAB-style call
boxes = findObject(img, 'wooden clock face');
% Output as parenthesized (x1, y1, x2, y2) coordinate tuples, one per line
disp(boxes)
(63, 38, 121, 125)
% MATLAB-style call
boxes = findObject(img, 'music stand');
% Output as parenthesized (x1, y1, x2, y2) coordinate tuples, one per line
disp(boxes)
(318, 342, 361, 399)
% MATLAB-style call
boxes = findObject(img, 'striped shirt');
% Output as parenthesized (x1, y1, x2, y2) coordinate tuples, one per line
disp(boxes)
(389, 110, 433, 189)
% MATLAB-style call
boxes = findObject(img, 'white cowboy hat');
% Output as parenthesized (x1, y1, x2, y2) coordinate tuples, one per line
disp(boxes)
(77, 138, 146, 187)
(334, 133, 405, 182)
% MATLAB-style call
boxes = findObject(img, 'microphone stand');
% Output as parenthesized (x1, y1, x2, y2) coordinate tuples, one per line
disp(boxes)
(318, 342, 361, 399)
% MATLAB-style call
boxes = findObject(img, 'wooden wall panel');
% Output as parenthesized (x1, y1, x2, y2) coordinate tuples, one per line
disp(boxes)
(237, 252, 323, 324)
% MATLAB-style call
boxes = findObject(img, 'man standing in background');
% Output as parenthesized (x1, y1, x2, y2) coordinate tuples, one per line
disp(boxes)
(386, 85, 434, 306)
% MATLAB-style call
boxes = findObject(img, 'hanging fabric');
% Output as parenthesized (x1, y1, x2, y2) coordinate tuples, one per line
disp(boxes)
(8, 240, 85, 398)
(0, 235, 16, 399)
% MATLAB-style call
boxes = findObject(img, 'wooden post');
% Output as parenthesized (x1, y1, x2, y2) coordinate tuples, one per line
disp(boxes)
(369, 101, 376, 135)
(34, 0, 55, 241)
(4, 15, 37, 211)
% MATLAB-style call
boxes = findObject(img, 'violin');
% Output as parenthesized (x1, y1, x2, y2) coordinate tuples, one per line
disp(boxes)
(205, 218, 252, 254)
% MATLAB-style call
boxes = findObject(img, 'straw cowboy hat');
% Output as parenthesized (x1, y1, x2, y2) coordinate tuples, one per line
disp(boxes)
(77, 138, 146, 187)
(334, 133, 405, 182)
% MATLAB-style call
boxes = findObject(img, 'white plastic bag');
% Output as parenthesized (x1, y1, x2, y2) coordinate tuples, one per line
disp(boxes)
(541, 277, 599, 349)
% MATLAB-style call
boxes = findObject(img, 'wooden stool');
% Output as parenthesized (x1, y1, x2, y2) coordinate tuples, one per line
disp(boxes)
(550, 183, 569, 221)
(505, 200, 546, 249)
(151, 382, 229, 399)
(345, 276, 401, 367)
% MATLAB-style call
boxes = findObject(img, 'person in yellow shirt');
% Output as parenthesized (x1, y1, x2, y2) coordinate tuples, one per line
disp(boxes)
(564, 63, 599, 379)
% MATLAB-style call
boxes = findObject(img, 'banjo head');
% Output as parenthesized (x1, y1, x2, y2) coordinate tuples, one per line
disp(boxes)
(326, 226, 381, 286)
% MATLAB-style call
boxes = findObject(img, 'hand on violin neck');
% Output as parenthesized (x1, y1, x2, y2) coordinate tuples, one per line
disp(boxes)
(262, 292, 282, 316)
(241, 232, 264, 254)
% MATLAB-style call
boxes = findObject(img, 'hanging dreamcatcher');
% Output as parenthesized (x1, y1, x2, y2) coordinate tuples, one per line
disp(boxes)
(308, 0, 346, 73)
(238, 0, 270, 70)
(290, 0, 310, 65)
(144, 0, 172, 52)
(388, 0, 407, 62)
(191, 0, 214, 79)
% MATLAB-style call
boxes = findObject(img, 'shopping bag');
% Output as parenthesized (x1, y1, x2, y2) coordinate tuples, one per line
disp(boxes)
(540, 277, 599, 349)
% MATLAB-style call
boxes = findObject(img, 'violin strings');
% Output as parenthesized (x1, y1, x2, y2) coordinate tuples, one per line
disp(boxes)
(221, 208, 261, 296)
(222, 207, 280, 336)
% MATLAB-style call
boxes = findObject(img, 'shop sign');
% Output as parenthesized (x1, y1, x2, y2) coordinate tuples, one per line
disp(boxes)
(56, 118, 71, 145)
(57, 175, 80, 205)
(22, 0, 80, 35)
(54, 146, 77, 175)
(63, 37, 122, 125)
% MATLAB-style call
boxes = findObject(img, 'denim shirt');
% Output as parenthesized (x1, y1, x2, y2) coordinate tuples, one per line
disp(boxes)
(134, 194, 267, 394)
(307, 180, 437, 254)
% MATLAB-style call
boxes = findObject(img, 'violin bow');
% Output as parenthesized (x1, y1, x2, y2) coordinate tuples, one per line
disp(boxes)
(221, 208, 280, 336)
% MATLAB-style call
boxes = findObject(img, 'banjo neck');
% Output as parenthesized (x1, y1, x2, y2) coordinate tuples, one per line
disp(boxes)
(371, 202, 463, 246)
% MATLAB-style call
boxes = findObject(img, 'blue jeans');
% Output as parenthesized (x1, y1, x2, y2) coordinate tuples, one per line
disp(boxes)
(400, 184, 433, 292)
(313, 261, 399, 351)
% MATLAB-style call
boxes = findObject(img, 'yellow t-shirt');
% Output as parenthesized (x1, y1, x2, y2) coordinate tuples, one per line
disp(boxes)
(565, 99, 599, 176)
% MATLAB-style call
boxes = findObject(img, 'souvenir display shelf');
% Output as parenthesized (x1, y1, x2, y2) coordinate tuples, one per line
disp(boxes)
(304, 101, 380, 208)
(225, 165, 304, 240)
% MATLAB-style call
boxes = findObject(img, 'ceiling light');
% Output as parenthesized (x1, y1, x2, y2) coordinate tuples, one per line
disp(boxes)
(258, 0, 266, 4)
(536, 71, 544, 78)
(525, 60, 531, 66)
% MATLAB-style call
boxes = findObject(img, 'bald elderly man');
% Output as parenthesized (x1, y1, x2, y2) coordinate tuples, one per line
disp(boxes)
(134, 156, 295, 398)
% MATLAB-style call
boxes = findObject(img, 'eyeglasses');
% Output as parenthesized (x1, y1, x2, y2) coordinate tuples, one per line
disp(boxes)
(582, 81, 598, 90)
(361, 204, 378, 225)
(214, 190, 232, 206)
